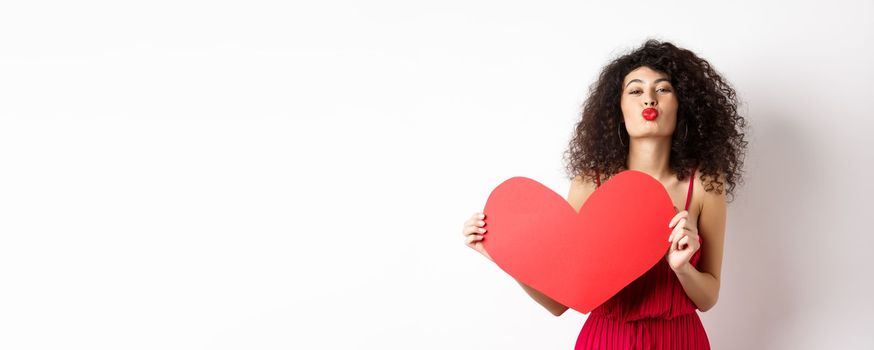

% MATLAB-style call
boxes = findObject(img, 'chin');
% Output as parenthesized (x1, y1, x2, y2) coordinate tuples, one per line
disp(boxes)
(630, 129, 671, 139)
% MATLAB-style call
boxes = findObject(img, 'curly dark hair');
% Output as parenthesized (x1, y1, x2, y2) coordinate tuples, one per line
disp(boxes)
(563, 39, 748, 201)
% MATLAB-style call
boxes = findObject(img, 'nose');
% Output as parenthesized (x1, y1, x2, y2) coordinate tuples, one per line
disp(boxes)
(643, 90, 657, 107)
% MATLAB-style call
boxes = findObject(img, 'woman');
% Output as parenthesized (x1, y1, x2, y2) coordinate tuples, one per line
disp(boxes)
(462, 39, 748, 349)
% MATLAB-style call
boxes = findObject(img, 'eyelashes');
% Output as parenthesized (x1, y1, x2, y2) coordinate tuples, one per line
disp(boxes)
(629, 88, 672, 95)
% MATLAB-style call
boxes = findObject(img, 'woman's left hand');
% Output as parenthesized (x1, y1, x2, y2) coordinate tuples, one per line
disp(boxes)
(665, 208, 700, 273)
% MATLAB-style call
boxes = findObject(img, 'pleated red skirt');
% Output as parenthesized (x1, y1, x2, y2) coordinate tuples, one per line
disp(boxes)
(575, 312, 709, 349)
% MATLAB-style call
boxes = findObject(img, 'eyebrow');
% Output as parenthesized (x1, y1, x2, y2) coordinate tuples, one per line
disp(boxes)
(625, 78, 670, 88)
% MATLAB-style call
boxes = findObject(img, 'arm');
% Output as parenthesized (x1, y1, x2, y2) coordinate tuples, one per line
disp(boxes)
(514, 174, 596, 317)
(516, 279, 569, 316)
(675, 177, 727, 312)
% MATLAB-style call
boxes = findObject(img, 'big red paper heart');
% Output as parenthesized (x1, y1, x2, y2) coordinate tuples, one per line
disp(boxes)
(482, 170, 674, 313)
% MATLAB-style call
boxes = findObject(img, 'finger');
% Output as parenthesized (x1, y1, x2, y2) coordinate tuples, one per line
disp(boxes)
(671, 235, 685, 250)
(683, 223, 698, 242)
(464, 226, 480, 236)
(669, 218, 687, 243)
(669, 211, 689, 228)
(466, 213, 485, 225)
(463, 225, 487, 236)
(466, 219, 485, 228)
(475, 212, 485, 223)
(466, 234, 484, 244)
(671, 226, 687, 251)
(678, 235, 690, 250)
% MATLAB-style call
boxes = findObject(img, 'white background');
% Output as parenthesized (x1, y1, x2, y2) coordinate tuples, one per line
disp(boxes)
(1, 1, 872, 349)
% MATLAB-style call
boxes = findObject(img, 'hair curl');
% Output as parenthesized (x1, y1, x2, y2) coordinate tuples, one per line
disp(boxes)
(563, 39, 748, 201)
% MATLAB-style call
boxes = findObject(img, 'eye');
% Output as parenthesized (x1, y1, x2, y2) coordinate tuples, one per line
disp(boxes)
(658, 87, 672, 93)
(629, 90, 642, 95)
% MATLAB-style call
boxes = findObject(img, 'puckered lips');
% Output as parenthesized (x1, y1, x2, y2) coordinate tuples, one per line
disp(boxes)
(642, 107, 659, 121)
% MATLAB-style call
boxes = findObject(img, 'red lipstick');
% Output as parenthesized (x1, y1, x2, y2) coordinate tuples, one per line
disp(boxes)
(642, 108, 659, 121)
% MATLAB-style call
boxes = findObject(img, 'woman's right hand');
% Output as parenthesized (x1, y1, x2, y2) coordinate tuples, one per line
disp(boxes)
(462, 212, 493, 262)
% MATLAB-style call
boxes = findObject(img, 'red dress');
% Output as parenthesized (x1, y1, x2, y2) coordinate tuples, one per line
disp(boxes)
(575, 168, 710, 349)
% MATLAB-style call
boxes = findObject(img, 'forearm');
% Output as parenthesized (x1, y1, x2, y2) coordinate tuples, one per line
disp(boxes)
(674, 263, 720, 312)
(515, 279, 568, 316)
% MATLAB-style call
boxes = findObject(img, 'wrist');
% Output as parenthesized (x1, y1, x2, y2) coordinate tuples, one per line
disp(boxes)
(673, 262, 695, 276)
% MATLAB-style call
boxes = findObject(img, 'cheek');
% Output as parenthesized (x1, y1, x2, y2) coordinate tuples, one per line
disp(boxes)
(660, 102, 678, 117)
(618, 102, 631, 117)
(619, 96, 628, 108)
(664, 96, 679, 109)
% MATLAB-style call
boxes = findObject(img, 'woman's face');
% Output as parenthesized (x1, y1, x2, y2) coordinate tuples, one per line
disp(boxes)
(619, 66, 679, 139)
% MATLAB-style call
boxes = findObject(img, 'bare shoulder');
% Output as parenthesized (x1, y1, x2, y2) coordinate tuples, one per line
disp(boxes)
(695, 170, 728, 237)
(695, 171, 728, 209)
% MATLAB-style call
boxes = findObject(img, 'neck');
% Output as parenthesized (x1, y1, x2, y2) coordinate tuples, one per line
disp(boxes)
(626, 136, 673, 182)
